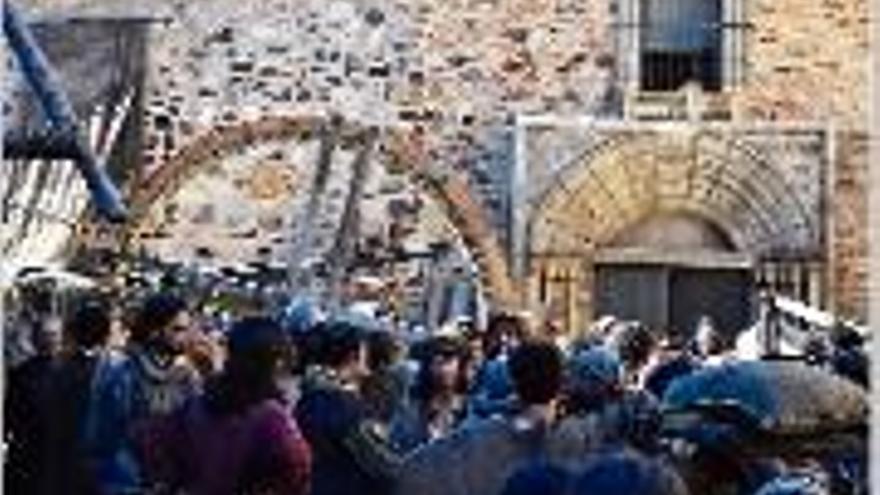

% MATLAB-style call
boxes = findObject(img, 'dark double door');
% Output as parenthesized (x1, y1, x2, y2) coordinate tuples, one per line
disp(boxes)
(595, 264, 752, 337)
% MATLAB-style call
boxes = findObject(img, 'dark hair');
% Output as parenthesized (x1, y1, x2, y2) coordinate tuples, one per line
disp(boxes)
(291, 327, 323, 373)
(131, 293, 188, 345)
(574, 451, 689, 495)
(508, 340, 563, 406)
(485, 313, 524, 359)
(367, 330, 401, 372)
(411, 336, 467, 401)
(68, 298, 111, 349)
(315, 320, 366, 369)
(204, 317, 289, 416)
(617, 322, 656, 369)
(698, 327, 731, 356)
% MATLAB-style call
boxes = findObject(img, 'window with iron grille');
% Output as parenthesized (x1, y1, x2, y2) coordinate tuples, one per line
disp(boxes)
(640, 0, 722, 91)
(614, 0, 746, 93)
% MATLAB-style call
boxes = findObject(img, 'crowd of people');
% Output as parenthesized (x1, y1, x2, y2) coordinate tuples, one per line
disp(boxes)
(3, 288, 868, 495)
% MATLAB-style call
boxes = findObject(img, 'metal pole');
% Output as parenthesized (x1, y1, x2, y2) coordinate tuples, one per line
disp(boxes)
(3, 0, 126, 221)
(511, 115, 529, 280)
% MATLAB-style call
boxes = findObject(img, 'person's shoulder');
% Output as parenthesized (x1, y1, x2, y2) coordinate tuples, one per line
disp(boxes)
(389, 398, 420, 427)
(548, 416, 596, 462)
(253, 399, 299, 434)
(298, 382, 348, 408)
(169, 357, 200, 385)
(94, 350, 135, 382)
(296, 385, 361, 429)
(8, 356, 42, 379)
(254, 398, 293, 420)
(624, 387, 659, 406)
(406, 416, 500, 464)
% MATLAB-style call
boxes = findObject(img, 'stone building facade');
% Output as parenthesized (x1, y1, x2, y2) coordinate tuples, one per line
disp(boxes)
(16, 0, 870, 330)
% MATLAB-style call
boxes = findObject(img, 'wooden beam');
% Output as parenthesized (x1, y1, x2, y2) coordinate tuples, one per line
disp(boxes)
(289, 116, 341, 290)
(327, 127, 378, 309)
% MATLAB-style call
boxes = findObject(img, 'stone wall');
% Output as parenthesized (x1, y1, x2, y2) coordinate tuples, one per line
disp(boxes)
(21, 0, 615, 232)
(16, 0, 871, 322)
(830, 132, 869, 319)
(732, 0, 869, 128)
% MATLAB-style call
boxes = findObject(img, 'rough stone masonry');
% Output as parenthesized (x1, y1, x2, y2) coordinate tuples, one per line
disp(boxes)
(13, 0, 870, 326)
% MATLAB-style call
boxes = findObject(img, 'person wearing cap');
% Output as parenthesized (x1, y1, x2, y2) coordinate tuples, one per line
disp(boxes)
(295, 320, 401, 495)
(139, 317, 311, 495)
(389, 334, 470, 453)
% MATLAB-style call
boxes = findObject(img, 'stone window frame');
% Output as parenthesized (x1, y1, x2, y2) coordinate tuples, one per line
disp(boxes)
(613, 0, 747, 93)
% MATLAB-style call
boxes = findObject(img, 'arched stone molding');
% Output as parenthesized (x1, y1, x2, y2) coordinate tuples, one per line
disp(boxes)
(124, 115, 516, 307)
(530, 130, 817, 258)
(527, 128, 821, 328)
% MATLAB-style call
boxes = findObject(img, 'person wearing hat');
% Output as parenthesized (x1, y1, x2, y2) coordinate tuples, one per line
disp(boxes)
(389, 334, 470, 453)
(139, 317, 311, 494)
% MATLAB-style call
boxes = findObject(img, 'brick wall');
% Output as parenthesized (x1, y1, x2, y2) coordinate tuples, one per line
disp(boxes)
(733, 0, 869, 128)
(830, 132, 869, 319)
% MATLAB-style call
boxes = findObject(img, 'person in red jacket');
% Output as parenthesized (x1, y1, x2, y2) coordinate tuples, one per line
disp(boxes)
(141, 316, 311, 495)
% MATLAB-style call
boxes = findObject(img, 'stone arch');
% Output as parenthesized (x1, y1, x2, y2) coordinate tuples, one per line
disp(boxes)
(529, 129, 816, 257)
(126, 115, 516, 307)
(526, 129, 818, 329)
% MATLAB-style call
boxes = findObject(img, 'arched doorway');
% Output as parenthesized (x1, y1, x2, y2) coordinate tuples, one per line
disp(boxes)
(527, 128, 823, 335)
(593, 211, 754, 335)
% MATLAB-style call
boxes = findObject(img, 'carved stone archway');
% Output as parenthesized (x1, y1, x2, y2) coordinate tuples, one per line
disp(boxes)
(528, 128, 822, 332)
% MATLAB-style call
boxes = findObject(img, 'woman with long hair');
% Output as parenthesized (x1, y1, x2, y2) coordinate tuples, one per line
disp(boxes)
(389, 335, 470, 453)
(141, 317, 311, 495)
